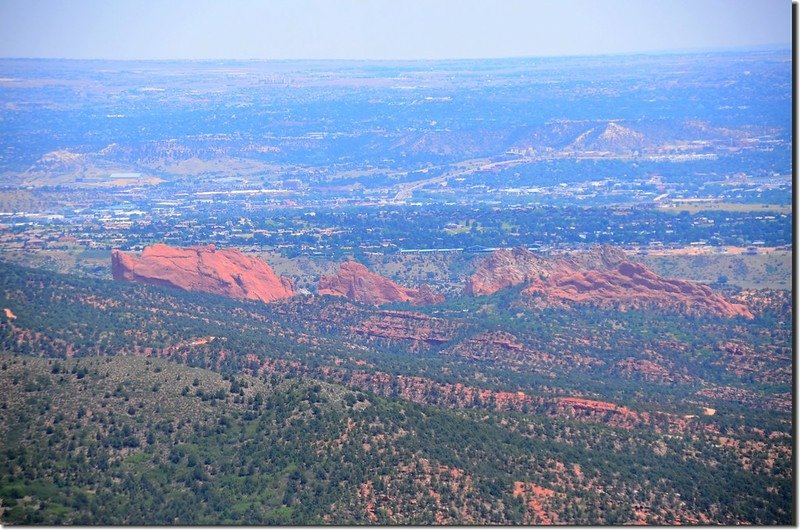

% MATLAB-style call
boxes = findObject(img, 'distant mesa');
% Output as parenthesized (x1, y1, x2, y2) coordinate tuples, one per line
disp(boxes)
(467, 246, 752, 319)
(112, 243, 294, 303)
(318, 261, 444, 306)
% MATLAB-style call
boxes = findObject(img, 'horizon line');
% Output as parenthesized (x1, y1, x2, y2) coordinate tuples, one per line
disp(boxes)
(0, 44, 790, 64)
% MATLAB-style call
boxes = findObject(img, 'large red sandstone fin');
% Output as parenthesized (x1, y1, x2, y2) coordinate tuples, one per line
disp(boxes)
(318, 261, 444, 306)
(466, 247, 751, 318)
(111, 244, 294, 303)
(523, 261, 752, 319)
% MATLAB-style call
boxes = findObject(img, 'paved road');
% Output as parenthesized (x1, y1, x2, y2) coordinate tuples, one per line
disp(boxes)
(391, 156, 530, 202)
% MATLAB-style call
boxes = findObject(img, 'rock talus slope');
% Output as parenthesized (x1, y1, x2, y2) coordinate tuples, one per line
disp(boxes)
(112, 243, 294, 303)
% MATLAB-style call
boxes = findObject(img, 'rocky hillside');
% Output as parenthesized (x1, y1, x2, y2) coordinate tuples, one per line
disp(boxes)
(466, 246, 628, 297)
(465, 247, 560, 296)
(524, 261, 753, 318)
(1, 353, 791, 525)
(0, 259, 792, 524)
(467, 246, 751, 318)
(568, 122, 648, 153)
(112, 243, 294, 303)
(318, 261, 444, 306)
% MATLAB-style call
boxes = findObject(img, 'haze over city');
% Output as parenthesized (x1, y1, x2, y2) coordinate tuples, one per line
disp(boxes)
(0, 0, 791, 60)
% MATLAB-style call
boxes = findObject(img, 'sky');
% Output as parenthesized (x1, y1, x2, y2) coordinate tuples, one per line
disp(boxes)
(0, 0, 792, 61)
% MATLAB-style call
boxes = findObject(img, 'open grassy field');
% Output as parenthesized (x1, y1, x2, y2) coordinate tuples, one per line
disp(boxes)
(639, 250, 791, 290)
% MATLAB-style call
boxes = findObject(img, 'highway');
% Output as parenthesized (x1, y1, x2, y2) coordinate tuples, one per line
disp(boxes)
(391, 155, 530, 202)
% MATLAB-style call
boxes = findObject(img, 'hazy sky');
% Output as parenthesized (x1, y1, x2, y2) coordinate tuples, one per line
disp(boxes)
(0, 0, 791, 60)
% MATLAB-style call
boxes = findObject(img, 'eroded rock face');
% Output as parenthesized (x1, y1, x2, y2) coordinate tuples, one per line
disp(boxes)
(465, 245, 627, 296)
(111, 243, 294, 303)
(524, 261, 753, 318)
(556, 397, 643, 429)
(445, 331, 602, 371)
(614, 357, 687, 384)
(352, 310, 460, 349)
(467, 246, 751, 319)
(465, 247, 555, 296)
(318, 261, 444, 306)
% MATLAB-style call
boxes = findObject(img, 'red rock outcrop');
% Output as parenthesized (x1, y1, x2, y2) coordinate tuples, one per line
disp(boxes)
(352, 310, 460, 349)
(450, 330, 526, 358)
(318, 261, 444, 305)
(467, 247, 751, 318)
(445, 331, 602, 371)
(465, 247, 558, 296)
(713, 340, 786, 379)
(111, 243, 294, 303)
(614, 357, 685, 383)
(513, 482, 559, 525)
(446, 330, 540, 365)
(562, 245, 628, 271)
(465, 245, 627, 296)
(556, 397, 645, 429)
(414, 283, 447, 305)
(524, 261, 753, 319)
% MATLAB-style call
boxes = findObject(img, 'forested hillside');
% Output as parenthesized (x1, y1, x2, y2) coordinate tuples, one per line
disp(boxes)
(0, 261, 792, 524)
(0, 355, 792, 525)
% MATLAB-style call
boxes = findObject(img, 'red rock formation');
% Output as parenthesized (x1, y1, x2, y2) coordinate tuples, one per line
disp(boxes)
(468, 247, 750, 318)
(447, 330, 550, 364)
(239, 351, 706, 434)
(713, 340, 786, 379)
(445, 331, 602, 370)
(453, 330, 526, 356)
(318, 261, 444, 305)
(415, 283, 447, 305)
(465, 247, 557, 296)
(558, 396, 630, 414)
(111, 243, 294, 303)
(352, 310, 460, 348)
(524, 261, 753, 319)
(556, 397, 644, 429)
(562, 245, 628, 271)
(465, 245, 627, 296)
(614, 357, 682, 383)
